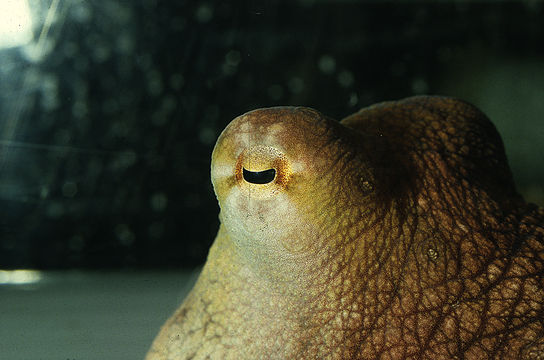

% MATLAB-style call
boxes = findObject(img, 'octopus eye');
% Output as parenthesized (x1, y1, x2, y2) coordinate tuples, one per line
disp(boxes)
(243, 168, 276, 184)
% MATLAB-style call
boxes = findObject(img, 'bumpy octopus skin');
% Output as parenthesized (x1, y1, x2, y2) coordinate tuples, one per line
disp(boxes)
(146, 96, 544, 360)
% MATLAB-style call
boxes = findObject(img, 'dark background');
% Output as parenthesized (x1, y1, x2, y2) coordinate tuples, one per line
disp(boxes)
(0, 0, 543, 269)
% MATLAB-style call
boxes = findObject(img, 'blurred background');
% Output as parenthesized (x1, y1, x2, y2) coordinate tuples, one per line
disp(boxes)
(0, 1, 543, 359)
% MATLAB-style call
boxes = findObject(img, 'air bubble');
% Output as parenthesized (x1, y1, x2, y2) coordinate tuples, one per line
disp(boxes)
(338, 71, 354, 88)
(62, 182, 78, 198)
(195, 4, 213, 23)
(115, 224, 135, 246)
(288, 77, 304, 94)
(150, 192, 168, 212)
(318, 55, 336, 74)
(412, 78, 429, 94)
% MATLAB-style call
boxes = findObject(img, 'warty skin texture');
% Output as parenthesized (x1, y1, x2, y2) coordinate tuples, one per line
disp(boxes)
(146, 96, 544, 360)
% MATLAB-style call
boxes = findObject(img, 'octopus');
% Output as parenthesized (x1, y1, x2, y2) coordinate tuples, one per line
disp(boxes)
(146, 96, 544, 359)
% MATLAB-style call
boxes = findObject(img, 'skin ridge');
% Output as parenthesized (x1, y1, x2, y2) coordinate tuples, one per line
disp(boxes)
(146, 96, 544, 360)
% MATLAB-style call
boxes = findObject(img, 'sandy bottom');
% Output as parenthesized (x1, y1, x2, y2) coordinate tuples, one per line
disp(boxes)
(0, 270, 200, 360)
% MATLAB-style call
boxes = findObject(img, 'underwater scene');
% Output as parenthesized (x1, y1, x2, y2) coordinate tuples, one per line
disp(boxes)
(0, 1, 543, 359)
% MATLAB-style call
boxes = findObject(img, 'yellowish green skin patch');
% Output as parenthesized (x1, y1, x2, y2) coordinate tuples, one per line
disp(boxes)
(146, 96, 544, 360)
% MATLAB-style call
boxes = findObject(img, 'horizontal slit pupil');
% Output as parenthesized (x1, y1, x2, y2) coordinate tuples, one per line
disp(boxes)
(243, 168, 276, 184)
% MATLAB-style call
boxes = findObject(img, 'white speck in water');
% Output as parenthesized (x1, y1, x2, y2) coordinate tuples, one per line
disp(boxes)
(72, 1, 92, 23)
(412, 77, 429, 94)
(288, 77, 305, 94)
(225, 50, 241, 66)
(72, 101, 88, 119)
(195, 4, 213, 23)
(115, 224, 135, 246)
(348, 92, 358, 107)
(318, 55, 336, 74)
(41, 74, 59, 111)
(62, 181, 78, 198)
(199, 127, 216, 145)
(150, 192, 168, 212)
(222, 50, 242, 75)
(222, 63, 236, 76)
(40, 186, 50, 199)
(93, 44, 111, 63)
(116, 32, 135, 54)
(338, 70, 354, 88)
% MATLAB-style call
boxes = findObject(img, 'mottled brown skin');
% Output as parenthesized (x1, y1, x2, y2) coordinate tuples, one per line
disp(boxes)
(146, 96, 544, 359)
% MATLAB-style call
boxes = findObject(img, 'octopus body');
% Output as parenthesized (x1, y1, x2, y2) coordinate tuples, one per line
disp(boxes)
(146, 96, 544, 359)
